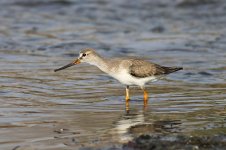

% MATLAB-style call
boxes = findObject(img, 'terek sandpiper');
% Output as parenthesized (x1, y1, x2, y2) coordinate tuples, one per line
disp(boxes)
(54, 48, 182, 109)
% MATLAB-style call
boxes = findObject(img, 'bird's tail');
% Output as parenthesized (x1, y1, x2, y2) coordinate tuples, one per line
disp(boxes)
(163, 67, 183, 74)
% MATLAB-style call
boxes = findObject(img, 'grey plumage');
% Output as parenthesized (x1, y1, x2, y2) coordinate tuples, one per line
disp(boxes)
(128, 59, 183, 78)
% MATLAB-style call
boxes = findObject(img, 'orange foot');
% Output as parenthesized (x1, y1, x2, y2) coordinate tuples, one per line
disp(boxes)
(143, 89, 148, 107)
(125, 86, 130, 112)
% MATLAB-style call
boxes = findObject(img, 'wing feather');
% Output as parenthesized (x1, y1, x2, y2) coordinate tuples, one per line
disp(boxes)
(128, 59, 182, 78)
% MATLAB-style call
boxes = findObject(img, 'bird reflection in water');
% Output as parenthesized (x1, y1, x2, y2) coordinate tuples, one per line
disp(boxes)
(125, 97, 148, 113)
(110, 108, 181, 142)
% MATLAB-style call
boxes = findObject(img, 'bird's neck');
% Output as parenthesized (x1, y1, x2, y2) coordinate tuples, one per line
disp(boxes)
(88, 55, 110, 73)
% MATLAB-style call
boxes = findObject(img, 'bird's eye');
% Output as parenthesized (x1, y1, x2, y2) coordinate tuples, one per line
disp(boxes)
(82, 53, 87, 57)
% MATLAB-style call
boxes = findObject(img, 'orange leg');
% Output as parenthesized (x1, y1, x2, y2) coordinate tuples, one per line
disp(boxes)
(125, 86, 130, 111)
(143, 89, 148, 107)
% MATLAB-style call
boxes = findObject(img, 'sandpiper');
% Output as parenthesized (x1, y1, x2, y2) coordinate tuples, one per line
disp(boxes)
(54, 48, 182, 109)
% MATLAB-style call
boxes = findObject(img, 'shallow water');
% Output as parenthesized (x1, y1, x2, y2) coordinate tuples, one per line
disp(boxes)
(0, 0, 226, 149)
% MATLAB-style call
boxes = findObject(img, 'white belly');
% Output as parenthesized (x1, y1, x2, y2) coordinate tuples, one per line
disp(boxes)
(110, 70, 158, 87)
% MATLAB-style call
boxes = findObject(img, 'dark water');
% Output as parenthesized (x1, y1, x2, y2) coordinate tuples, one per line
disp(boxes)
(0, 0, 226, 149)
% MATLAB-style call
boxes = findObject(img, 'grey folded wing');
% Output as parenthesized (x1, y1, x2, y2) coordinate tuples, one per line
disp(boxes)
(128, 60, 182, 78)
(128, 60, 165, 78)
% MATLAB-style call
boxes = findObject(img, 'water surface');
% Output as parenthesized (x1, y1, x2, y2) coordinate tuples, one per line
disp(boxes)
(0, 0, 226, 149)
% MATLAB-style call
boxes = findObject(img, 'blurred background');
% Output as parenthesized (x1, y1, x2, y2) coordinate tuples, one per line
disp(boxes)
(0, 0, 225, 150)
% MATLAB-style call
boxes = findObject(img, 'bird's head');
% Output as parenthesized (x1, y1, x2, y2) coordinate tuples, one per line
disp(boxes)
(54, 48, 99, 72)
